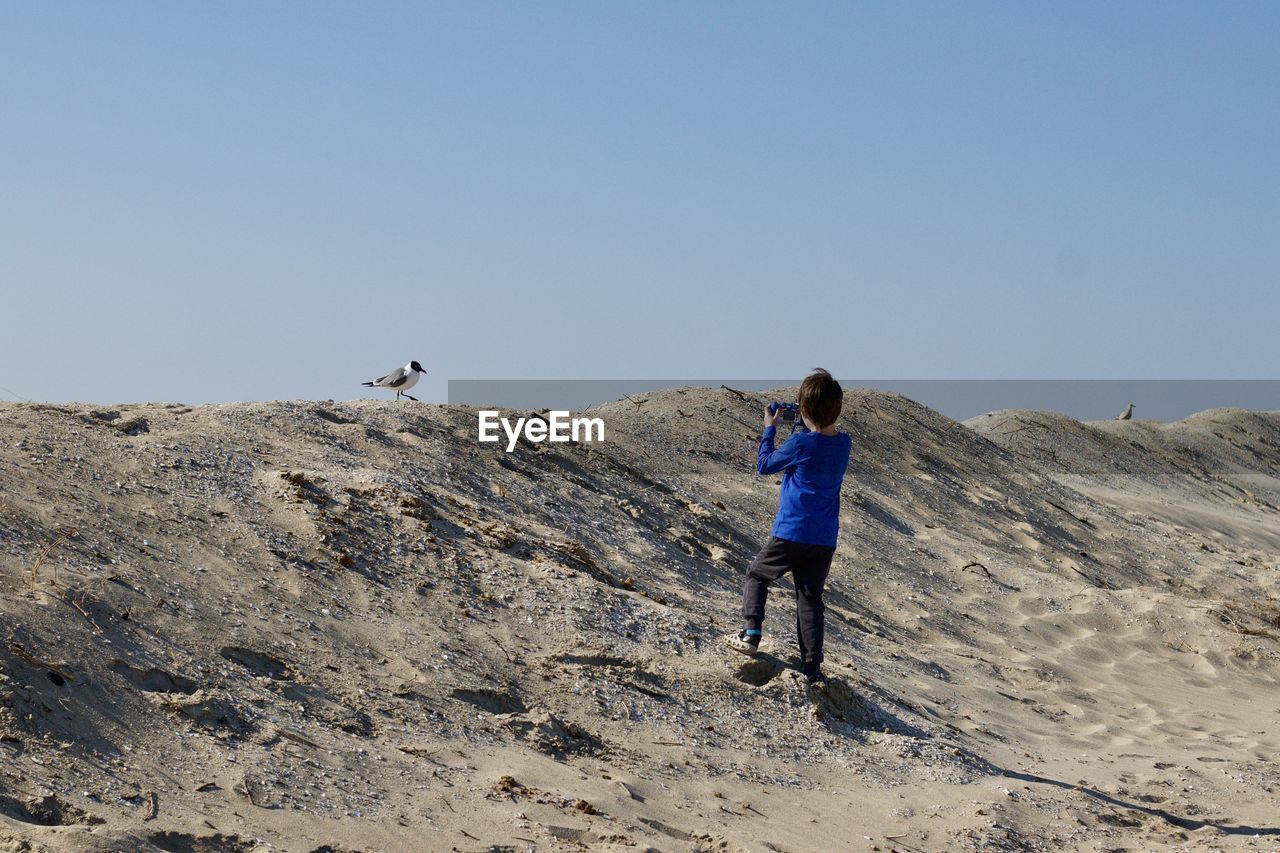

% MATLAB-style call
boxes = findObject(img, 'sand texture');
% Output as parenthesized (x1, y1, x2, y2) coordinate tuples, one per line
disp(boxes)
(1, 389, 1278, 851)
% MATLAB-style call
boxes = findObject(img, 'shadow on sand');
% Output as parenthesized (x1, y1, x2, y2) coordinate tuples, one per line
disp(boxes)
(1001, 767, 1280, 837)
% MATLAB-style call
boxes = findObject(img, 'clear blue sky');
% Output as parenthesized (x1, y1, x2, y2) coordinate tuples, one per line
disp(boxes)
(2, 2, 1277, 404)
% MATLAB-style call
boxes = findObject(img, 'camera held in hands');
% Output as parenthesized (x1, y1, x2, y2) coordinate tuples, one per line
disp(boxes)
(769, 401, 806, 433)
(769, 401, 799, 422)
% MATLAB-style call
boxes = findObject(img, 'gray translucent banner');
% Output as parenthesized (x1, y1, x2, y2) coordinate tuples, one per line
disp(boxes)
(448, 380, 1280, 423)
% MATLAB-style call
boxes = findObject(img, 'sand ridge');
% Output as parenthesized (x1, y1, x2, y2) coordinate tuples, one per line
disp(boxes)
(1, 390, 1278, 851)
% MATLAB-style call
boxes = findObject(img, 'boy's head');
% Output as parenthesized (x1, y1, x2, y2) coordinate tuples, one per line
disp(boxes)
(798, 368, 842, 429)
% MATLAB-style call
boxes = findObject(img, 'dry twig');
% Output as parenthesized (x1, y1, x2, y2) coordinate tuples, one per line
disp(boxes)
(6, 642, 69, 681)
(66, 594, 103, 634)
(30, 529, 75, 589)
(1044, 498, 1093, 527)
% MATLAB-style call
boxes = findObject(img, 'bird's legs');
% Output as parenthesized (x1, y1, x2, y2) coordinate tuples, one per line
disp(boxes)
(404, 394, 419, 402)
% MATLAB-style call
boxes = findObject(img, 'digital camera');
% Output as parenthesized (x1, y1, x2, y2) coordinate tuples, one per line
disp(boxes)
(769, 401, 800, 423)
(768, 402, 807, 434)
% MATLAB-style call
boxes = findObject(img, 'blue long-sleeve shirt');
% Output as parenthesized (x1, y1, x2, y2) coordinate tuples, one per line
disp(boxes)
(758, 425, 852, 547)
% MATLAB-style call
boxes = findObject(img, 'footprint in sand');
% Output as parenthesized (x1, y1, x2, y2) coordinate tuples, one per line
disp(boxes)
(733, 657, 785, 687)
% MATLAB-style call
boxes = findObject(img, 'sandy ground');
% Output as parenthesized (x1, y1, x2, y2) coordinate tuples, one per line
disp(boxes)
(1, 388, 1277, 852)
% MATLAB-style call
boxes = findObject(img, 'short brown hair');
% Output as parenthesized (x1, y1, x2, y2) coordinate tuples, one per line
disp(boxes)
(798, 368, 842, 428)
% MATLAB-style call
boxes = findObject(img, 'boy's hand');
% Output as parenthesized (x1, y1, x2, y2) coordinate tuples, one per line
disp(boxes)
(764, 405, 782, 428)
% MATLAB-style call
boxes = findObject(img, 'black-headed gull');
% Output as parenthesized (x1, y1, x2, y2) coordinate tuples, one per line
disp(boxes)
(362, 361, 426, 401)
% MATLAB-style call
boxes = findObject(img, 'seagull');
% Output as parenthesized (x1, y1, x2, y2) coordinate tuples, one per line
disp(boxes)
(1117, 403, 1134, 420)
(362, 361, 426, 401)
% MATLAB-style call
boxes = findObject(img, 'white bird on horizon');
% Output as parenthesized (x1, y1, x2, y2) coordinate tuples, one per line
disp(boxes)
(362, 360, 426, 401)
(1117, 402, 1134, 420)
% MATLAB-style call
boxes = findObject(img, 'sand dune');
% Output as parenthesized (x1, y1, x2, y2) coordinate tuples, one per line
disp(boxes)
(1, 390, 1278, 851)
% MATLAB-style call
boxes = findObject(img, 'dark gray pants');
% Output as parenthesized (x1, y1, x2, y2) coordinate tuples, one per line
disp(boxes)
(741, 536, 835, 665)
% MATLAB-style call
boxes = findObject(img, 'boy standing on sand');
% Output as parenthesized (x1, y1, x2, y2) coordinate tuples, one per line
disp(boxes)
(728, 369, 851, 685)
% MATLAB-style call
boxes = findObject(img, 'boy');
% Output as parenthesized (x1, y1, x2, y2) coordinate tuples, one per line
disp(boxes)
(727, 368, 851, 685)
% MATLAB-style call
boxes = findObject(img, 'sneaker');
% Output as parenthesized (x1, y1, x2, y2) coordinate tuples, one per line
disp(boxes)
(727, 631, 760, 657)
